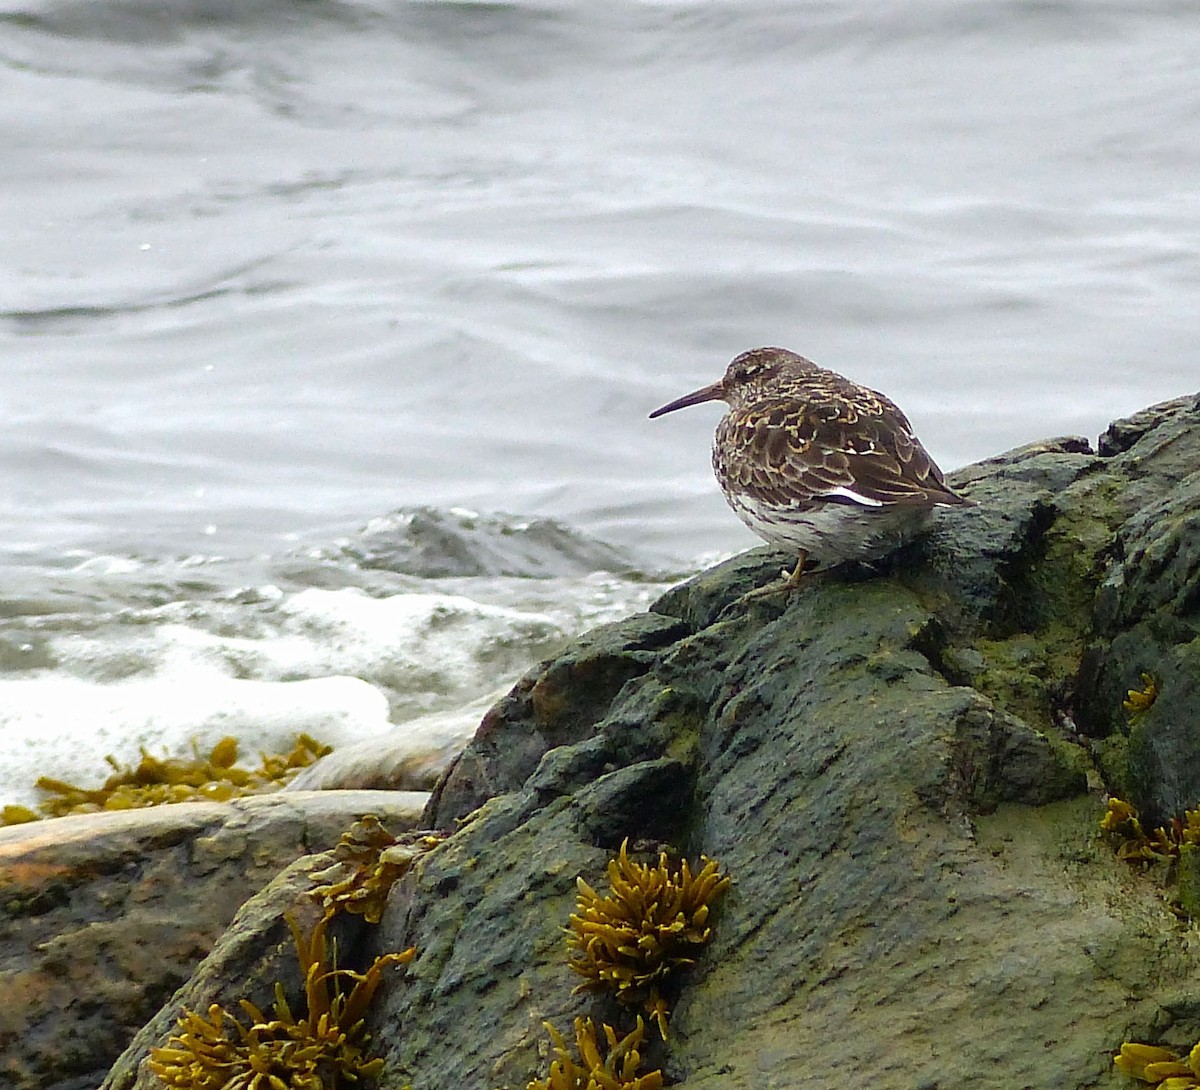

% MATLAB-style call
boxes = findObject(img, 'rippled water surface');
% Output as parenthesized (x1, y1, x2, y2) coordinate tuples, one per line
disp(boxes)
(2, 0, 1198, 804)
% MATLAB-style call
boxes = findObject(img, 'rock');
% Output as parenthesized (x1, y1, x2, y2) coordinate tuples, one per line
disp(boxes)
(355, 393, 1198, 1089)
(101, 851, 363, 1090)
(0, 790, 426, 1090)
(379, 576, 1106, 1089)
(286, 693, 501, 794)
(341, 506, 640, 578)
(57, 391, 1200, 1090)
(426, 611, 689, 827)
(1072, 393, 1200, 821)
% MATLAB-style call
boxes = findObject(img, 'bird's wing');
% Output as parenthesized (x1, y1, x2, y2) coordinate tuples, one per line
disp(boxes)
(718, 393, 969, 509)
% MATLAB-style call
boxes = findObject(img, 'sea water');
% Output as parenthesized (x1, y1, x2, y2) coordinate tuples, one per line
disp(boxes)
(2, 0, 1197, 808)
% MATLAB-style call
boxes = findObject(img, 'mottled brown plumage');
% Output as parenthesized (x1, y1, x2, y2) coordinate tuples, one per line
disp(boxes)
(650, 347, 972, 587)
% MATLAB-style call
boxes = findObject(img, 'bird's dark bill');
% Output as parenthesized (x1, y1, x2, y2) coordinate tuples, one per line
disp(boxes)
(648, 379, 725, 419)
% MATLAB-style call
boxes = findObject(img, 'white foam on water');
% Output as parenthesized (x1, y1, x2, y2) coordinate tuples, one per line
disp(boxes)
(0, 670, 391, 809)
(0, 576, 666, 811)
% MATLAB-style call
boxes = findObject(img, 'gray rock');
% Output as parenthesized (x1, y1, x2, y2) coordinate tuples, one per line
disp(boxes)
(341, 505, 640, 578)
(0, 790, 425, 1090)
(426, 611, 689, 827)
(48, 390, 1200, 1090)
(1073, 395, 1200, 821)
(381, 574, 1107, 1089)
(356, 392, 1200, 1090)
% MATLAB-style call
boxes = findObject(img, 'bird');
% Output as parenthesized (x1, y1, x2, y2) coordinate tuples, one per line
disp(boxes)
(649, 346, 972, 594)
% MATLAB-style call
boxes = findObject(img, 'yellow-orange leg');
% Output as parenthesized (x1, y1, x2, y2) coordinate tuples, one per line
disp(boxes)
(742, 549, 810, 602)
(782, 550, 809, 590)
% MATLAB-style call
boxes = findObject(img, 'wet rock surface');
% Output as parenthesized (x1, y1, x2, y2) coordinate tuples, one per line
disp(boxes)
(0, 790, 426, 1090)
(365, 392, 1200, 1090)
(14, 393, 1200, 1090)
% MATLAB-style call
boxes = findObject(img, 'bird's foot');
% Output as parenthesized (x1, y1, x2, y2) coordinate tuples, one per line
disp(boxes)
(716, 552, 810, 618)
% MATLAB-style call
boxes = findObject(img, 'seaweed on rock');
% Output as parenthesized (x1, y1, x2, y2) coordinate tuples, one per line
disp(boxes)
(1114, 1040, 1200, 1086)
(565, 840, 729, 1039)
(1, 734, 331, 824)
(309, 815, 443, 924)
(1101, 797, 1200, 864)
(527, 1017, 663, 1090)
(147, 913, 413, 1090)
(1123, 673, 1159, 720)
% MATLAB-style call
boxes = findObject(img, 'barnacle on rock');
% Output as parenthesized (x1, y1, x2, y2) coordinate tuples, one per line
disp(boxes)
(566, 839, 730, 1039)
(148, 913, 413, 1090)
(309, 816, 443, 923)
(4, 734, 331, 823)
(1101, 797, 1200, 865)
(1114, 1040, 1200, 1085)
(1124, 673, 1159, 719)
(527, 1016, 663, 1090)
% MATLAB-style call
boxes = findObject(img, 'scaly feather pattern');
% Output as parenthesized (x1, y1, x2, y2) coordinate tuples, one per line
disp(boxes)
(650, 347, 972, 579)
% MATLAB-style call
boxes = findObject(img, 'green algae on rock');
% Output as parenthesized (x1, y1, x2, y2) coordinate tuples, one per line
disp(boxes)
(2, 734, 332, 825)
(565, 840, 729, 1040)
(527, 1017, 663, 1090)
(309, 815, 443, 924)
(147, 912, 413, 1090)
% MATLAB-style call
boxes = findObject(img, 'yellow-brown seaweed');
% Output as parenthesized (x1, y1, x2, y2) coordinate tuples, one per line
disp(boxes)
(148, 912, 413, 1090)
(4, 734, 331, 824)
(1123, 673, 1159, 719)
(309, 815, 443, 924)
(527, 1016, 663, 1090)
(1101, 796, 1200, 865)
(566, 839, 729, 1039)
(1114, 1040, 1200, 1085)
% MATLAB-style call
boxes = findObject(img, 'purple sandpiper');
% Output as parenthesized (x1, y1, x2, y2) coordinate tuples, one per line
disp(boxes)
(650, 346, 972, 592)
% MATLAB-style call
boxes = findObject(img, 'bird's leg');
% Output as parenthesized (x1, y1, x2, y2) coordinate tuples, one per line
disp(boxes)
(781, 550, 809, 590)
(741, 549, 810, 602)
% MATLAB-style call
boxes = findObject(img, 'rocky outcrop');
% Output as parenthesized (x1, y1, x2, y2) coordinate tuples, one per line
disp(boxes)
(362, 393, 1200, 1090)
(341, 506, 637, 578)
(28, 393, 1200, 1090)
(285, 693, 499, 795)
(0, 790, 426, 1090)
(1075, 398, 1200, 823)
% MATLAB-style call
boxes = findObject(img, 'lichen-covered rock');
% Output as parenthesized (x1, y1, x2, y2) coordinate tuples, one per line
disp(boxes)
(0, 790, 425, 1090)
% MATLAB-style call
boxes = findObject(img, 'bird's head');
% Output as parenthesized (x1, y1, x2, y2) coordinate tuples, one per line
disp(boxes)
(649, 346, 812, 418)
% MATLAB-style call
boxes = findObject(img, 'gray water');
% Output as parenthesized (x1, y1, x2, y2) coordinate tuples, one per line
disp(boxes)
(1, 0, 1197, 804)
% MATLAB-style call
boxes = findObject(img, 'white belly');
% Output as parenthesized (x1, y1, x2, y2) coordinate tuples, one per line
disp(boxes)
(723, 490, 933, 570)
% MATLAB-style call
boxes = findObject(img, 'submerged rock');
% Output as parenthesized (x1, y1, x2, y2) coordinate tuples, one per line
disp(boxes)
(33, 392, 1200, 1090)
(342, 505, 640, 578)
